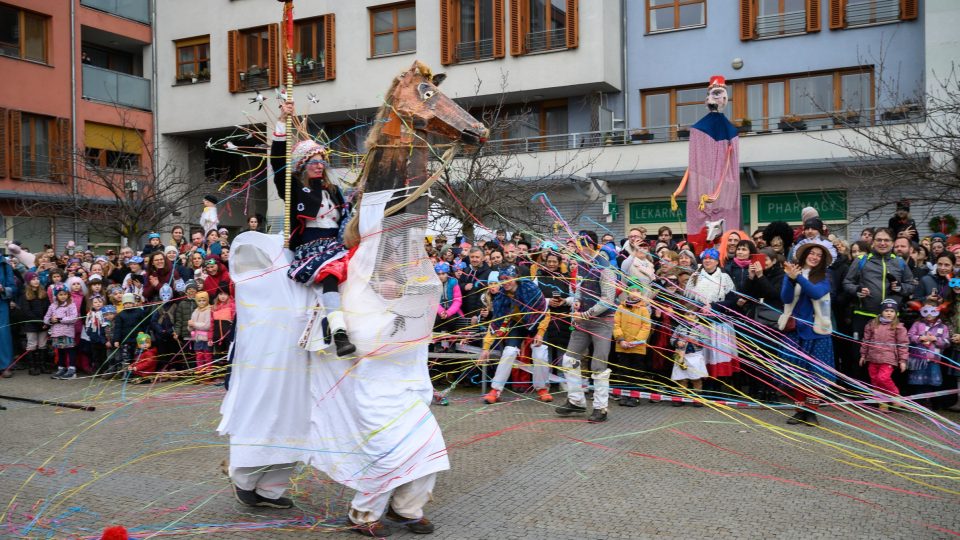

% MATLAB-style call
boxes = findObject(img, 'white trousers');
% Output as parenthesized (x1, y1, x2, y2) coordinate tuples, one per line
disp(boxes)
(231, 463, 296, 500)
(562, 355, 611, 411)
(490, 344, 550, 392)
(349, 473, 436, 525)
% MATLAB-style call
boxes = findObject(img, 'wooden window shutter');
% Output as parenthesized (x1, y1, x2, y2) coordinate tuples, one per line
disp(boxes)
(54, 118, 71, 182)
(324, 14, 336, 80)
(0, 108, 6, 179)
(493, 0, 505, 58)
(739, 0, 755, 40)
(227, 30, 240, 93)
(806, 0, 821, 32)
(565, 0, 578, 49)
(509, 0, 523, 55)
(900, 0, 918, 21)
(268, 24, 280, 88)
(440, 0, 454, 65)
(829, 0, 845, 29)
(9, 110, 21, 179)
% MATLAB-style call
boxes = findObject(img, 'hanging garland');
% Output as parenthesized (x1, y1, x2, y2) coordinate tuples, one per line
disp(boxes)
(928, 214, 958, 235)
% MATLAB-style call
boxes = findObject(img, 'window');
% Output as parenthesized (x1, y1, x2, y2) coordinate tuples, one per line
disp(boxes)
(510, 0, 578, 55)
(174, 36, 210, 83)
(647, 0, 706, 33)
(227, 25, 278, 92)
(84, 44, 137, 75)
(0, 4, 48, 63)
(830, 0, 917, 29)
(441, 0, 505, 64)
(20, 114, 53, 178)
(370, 3, 416, 57)
(293, 15, 336, 83)
(737, 68, 872, 130)
(740, 0, 820, 40)
(84, 123, 143, 173)
(641, 85, 733, 140)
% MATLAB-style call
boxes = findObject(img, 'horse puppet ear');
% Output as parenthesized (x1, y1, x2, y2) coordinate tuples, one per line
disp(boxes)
(431, 73, 447, 87)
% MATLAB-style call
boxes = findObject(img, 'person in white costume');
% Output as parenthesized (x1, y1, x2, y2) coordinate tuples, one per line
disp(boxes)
(217, 231, 312, 509)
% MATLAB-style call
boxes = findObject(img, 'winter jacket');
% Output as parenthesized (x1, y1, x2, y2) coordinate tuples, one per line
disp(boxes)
(112, 306, 148, 345)
(19, 288, 50, 333)
(173, 296, 197, 339)
(721, 260, 754, 317)
(613, 301, 651, 353)
(43, 302, 78, 339)
(202, 264, 231, 299)
(150, 304, 177, 341)
(842, 252, 914, 317)
(83, 309, 108, 344)
(437, 277, 462, 317)
(743, 263, 785, 327)
(914, 272, 952, 302)
(459, 263, 490, 319)
(481, 278, 550, 351)
(907, 319, 951, 362)
(142, 265, 174, 301)
(860, 320, 909, 366)
(781, 272, 832, 340)
(190, 307, 212, 342)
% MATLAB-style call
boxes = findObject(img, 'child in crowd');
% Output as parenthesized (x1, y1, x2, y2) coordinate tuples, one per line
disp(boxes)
(150, 284, 178, 374)
(111, 293, 147, 375)
(20, 271, 50, 375)
(211, 285, 236, 361)
(107, 285, 125, 313)
(84, 294, 109, 373)
(44, 285, 79, 380)
(189, 291, 214, 378)
(87, 274, 104, 299)
(66, 276, 88, 371)
(907, 300, 951, 407)
(46, 268, 64, 302)
(859, 298, 909, 412)
(200, 194, 219, 235)
(613, 286, 651, 407)
(669, 314, 709, 407)
(174, 280, 199, 369)
(128, 332, 159, 381)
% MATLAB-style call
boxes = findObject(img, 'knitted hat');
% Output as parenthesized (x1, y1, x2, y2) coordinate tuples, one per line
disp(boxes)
(880, 298, 899, 311)
(499, 265, 518, 279)
(204, 194, 219, 204)
(24, 271, 38, 282)
(88, 274, 103, 283)
(101, 304, 117, 314)
(700, 248, 720, 261)
(291, 139, 328, 174)
(434, 262, 451, 274)
(195, 291, 210, 303)
(802, 217, 824, 233)
(800, 206, 820, 223)
(896, 199, 910, 211)
(218, 227, 229, 234)
(52, 284, 69, 295)
(128, 256, 144, 265)
(184, 279, 199, 291)
(147, 233, 161, 240)
(487, 271, 500, 283)
(121, 293, 136, 304)
(164, 245, 179, 255)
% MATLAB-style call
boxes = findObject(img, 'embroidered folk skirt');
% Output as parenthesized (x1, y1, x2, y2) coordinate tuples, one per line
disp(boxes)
(288, 237, 349, 285)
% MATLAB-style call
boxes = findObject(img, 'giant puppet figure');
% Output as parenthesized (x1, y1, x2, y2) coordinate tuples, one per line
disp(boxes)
(671, 75, 741, 252)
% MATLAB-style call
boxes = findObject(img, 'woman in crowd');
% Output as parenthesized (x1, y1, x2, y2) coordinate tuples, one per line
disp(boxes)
(684, 248, 739, 382)
(915, 252, 955, 306)
(246, 214, 262, 233)
(143, 251, 173, 302)
(780, 243, 835, 426)
(536, 250, 572, 368)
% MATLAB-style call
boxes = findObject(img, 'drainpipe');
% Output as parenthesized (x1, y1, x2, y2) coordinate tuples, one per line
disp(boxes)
(70, 0, 78, 247)
(150, 0, 159, 173)
(620, 0, 629, 130)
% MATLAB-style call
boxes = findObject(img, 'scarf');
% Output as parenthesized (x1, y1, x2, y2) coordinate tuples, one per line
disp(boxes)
(732, 257, 751, 268)
(878, 316, 892, 324)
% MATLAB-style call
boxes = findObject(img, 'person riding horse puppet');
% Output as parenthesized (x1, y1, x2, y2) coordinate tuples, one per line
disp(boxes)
(219, 5, 487, 535)
(671, 75, 742, 252)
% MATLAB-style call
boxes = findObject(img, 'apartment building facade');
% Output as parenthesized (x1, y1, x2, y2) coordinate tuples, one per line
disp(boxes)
(0, 0, 154, 252)
(153, 0, 949, 242)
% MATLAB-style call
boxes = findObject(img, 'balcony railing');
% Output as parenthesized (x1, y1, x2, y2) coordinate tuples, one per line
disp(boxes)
(82, 64, 151, 111)
(80, 0, 151, 24)
(456, 39, 494, 62)
(846, 0, 900, 26)
(756, 10, 807, 38)
(526, 28, 566, 53)
(472, 106, 919, 156)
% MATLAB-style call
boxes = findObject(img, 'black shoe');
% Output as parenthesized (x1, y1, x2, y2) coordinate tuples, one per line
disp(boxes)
(255, 494, 294, 509)
(587, 409, 608, 423)
(233, 485, 260, 506)
(334, 331, 357, 357)
(51, 367, 66, 379)
(351, 520, 393, 537)
(555, 400, 587, 416)
(624, 397, 640, 408)
(28, 352, 41, 376)
(385, 507, 435, 534)
(803, 411, 819, 426)
(786, 410, 805, 425)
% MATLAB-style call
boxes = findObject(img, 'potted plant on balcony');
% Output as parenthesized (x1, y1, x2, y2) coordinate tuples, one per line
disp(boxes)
(831, 110, 860, 126)
(175, 73, 191, 84)
(198, 68, 210, 82)
(189, 72, 198, 84)
(630, 129, 654, 142)
(676, 126, 690, 140)
(882, 101, 921, 121)
(294, 58, 303, 73)
(305, 57, 315, 71)
(737, 118, 753, 134)
(778, 115, 806, 131)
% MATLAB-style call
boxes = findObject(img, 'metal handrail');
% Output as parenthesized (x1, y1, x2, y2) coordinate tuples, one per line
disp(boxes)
(756, 10, 807, 38)
(526, 28, 566, 52)
(456, 39, 494, 62)
(846, 0, 900, 26)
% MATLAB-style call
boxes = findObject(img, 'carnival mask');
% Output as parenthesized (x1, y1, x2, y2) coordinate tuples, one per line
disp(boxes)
(706, 76, 728, 113)
(920, 306, 941, 319)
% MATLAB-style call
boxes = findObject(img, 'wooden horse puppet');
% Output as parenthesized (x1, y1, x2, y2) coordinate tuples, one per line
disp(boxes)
(289, 60, 488, 353)
(670, 75, 742, 253)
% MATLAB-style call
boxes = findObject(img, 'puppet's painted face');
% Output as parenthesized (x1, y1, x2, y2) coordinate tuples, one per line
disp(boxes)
(706, 85, 728, 112)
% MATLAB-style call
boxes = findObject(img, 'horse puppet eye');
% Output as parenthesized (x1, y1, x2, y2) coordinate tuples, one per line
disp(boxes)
(417, 83, 436, 101)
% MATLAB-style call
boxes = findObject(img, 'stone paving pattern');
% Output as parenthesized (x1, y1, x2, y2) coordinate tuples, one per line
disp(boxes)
(1, 375, 958, 539)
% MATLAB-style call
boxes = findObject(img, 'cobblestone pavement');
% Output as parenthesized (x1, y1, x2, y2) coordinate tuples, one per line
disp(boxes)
(1, 374, 958, 539)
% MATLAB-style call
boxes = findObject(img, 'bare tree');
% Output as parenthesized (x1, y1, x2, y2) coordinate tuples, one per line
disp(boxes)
(428, 73, 599, 240)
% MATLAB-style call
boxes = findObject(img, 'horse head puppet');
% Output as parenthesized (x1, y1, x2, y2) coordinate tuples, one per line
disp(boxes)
(343, 60, 488, 248)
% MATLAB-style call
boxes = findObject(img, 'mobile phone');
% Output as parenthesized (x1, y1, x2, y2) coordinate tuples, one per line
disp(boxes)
(749, 254, 766, 266)
(552, 291, 560, 298)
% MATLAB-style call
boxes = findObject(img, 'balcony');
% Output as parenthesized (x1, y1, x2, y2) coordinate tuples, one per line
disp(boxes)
(476, 106, 920, 155)
(82, 64, 151, 111)
(526, 28, 566, 53)
(846, 0, 900, 27)
(456, 39, 494, 62)
(80, 0, 151, 25)
(756, 10, 807, 38)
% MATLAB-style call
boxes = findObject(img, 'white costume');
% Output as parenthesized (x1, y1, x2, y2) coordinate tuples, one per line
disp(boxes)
(200, 206, 219, 235)
(307, 190, 450, 525)
(217, 232, 312, 499)
(683, 267, 739, 377)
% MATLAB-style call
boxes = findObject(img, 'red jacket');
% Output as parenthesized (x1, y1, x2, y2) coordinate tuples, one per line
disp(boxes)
(861, 320, 909, 366)
(202, 263, 232, 298)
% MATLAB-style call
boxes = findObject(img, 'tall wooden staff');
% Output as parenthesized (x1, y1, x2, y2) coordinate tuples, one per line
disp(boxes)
(281, 0, 294, 247)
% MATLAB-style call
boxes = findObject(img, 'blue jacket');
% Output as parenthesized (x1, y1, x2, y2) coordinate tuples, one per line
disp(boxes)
(781, 273, 832, 341)
(490, 278, 547, 334)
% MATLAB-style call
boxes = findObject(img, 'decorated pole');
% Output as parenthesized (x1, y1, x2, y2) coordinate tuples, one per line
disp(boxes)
(281, 0, 294, 247)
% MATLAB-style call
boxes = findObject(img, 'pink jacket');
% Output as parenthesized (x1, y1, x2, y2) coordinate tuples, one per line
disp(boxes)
(44, 302, 79, 339)
(860, 320, 908, 366)
(907, 320, 951, 361)
(437, 278, 462, 318)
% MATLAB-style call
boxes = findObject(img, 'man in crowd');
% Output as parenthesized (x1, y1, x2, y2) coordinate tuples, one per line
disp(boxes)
(556, 230, 618, 423)
(459, 247, 490, 327)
